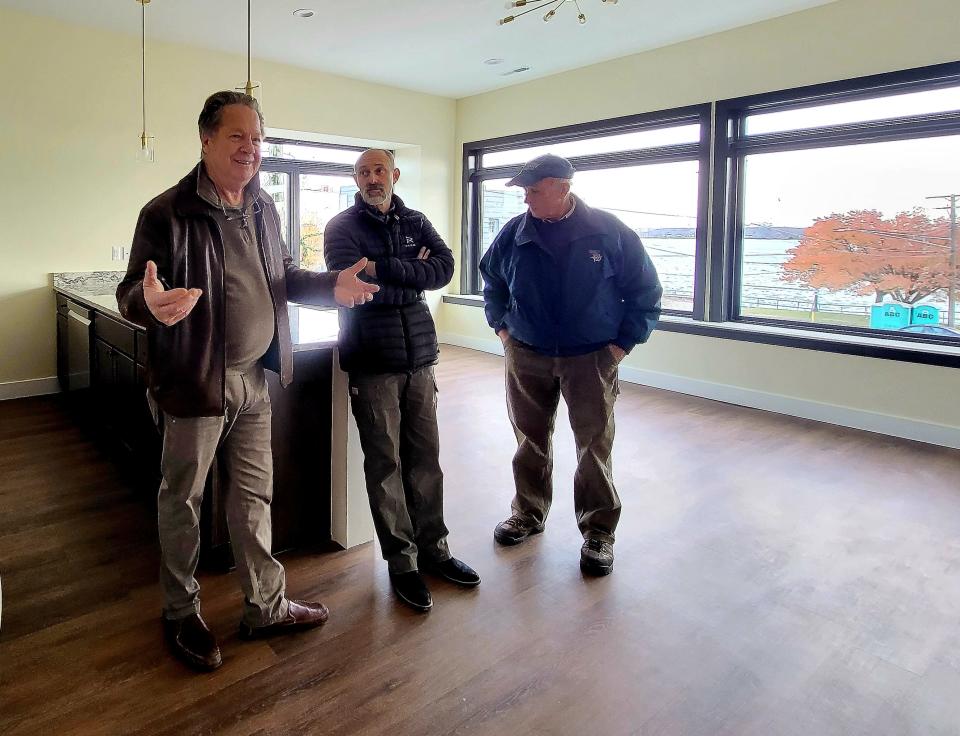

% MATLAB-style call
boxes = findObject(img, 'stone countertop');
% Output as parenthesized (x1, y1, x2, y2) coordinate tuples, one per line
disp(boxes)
(54, 286, 339, 351)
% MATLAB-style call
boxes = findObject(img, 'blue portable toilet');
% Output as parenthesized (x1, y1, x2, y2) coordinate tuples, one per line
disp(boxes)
(870, 302, 911, 330)
(910, 304, 940, 325)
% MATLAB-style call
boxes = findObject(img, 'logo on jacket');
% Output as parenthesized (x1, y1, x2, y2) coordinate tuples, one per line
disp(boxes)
(588, 250, 603, 263)
(404, 236, 416, 247)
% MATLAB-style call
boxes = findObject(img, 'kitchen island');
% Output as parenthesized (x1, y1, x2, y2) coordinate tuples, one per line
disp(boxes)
(53, 272, 373, 570)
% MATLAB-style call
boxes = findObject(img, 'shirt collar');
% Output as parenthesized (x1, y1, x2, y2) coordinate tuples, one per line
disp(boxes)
(538, 195, 577, 224)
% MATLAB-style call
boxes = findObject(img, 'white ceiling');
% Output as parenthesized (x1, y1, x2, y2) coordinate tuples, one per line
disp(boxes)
(0, 0, 835, 98)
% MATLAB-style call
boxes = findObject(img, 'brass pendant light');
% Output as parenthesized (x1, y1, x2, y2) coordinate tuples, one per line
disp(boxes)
(136, 0, 156, 162)
(236, 0, 262, 103)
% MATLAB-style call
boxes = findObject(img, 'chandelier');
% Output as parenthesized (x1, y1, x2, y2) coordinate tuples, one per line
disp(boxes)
(499, 0, 618, 26)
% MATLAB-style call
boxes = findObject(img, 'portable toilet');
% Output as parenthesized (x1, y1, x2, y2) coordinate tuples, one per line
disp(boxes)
(869, 302, 910, 330)
(910, 304, 940, 325)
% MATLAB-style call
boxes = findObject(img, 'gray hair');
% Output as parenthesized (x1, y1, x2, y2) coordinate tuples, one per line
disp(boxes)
(354, 148, 396, 173)
(198, 91, 264, 138)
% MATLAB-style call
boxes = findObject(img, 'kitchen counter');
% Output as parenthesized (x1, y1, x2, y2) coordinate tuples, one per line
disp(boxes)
(54, 286, 340, 351)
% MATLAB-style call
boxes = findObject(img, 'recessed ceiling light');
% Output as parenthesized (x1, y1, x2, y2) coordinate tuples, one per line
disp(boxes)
(292, 8, 315, 18)
(484, 58, 504, 65)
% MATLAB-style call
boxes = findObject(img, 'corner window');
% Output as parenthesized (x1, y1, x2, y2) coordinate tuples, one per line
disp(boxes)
(259, 139, 363, 271)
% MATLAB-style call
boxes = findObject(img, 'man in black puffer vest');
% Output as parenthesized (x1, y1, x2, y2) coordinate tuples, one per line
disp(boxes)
(324, 149, 480, 612)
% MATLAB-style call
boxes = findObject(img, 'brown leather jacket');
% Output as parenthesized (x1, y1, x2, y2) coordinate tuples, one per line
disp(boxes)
(117, 164, 339, 417)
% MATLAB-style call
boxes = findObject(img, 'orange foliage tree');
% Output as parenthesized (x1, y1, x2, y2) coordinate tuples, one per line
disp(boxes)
(783, 209, 953, 304)
(300, 223, 325, 271)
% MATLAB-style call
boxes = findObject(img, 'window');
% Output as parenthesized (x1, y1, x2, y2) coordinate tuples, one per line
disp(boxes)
(719, 64, 960, 344)
(259, 139, 363, 271)
(460, 61, 960, 364)
(462, 107, 711, 316)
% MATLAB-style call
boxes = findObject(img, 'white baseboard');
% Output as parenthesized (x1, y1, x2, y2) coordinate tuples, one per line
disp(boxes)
(438, 332, 960, 450)
(0, 377, 60, 401)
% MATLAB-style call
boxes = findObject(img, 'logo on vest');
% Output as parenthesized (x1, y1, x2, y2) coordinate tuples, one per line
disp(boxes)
(588, 250, 603, 263)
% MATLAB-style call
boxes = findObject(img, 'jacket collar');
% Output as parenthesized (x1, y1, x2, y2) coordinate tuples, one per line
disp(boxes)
(515, 195, 607, 247)
(174, 162, 269, 218)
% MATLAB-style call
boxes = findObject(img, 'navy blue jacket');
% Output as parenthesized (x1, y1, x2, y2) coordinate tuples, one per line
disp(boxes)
(324, 193, 453, 374)
(479, 197, 662, 355)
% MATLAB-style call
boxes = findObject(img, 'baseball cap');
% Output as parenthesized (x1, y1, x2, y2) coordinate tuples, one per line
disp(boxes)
(506, 154, 575, 187)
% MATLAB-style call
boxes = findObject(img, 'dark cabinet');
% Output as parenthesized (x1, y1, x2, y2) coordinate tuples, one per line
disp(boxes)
(56, 293, 333, 572)
(56, 295, 93, 393)
(93, 315, 156, 459)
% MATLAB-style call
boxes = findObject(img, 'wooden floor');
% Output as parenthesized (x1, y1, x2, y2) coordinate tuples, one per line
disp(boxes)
(2, 345, 960, 735)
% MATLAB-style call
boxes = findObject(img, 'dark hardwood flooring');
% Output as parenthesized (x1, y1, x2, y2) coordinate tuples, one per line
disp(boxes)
(2, 345, 960, 735)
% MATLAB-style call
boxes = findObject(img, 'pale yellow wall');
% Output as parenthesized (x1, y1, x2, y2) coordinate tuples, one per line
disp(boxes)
(442, 0, 960, 430)
(0, 7, 454, 384)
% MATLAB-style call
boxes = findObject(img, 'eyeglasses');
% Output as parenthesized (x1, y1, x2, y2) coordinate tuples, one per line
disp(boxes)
(220, 198, 262, 229)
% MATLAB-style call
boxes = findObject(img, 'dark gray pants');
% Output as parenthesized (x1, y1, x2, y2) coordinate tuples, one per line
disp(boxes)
(153, 364, 288, 628)
(349, 367, 450, 574)
(505, 340, 621, 543)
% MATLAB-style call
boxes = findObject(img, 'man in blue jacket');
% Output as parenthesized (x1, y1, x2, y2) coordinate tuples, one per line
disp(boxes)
(324, 149, 480, 611)
(479, 154, 662, 575)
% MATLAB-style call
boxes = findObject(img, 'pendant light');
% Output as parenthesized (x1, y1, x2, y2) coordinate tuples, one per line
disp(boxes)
(236, 0, 262, 103)
(136, 0, 156, 162)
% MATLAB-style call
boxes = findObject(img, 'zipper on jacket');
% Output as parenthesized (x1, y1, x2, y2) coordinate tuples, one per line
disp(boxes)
(209, 214, 228, 415)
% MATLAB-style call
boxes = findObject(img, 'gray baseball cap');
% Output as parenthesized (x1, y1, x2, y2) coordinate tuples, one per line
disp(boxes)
(506, 154, 575, 187)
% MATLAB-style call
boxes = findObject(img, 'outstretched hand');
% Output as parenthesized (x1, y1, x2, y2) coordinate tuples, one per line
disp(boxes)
(335, 258, 380, 308)
(143, 260, 202, 326)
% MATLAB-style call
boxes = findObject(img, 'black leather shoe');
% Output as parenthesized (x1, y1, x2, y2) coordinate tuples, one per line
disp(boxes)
(494, 515, 545, 546)
(422, 557, 481, 587)
(163, 613, 222, 672)
(238, 599, 330, 640)
(389, 571, 433, 612)
(580, 538, 614, 576)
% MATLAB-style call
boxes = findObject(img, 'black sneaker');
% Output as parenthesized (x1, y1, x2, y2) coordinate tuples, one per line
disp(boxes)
(389, 571, 433, 612)
(422, 557, 481, 587)
(493, 515, 545, 546)
(580, 539, 614, 576)
(163, 612, 222, 672)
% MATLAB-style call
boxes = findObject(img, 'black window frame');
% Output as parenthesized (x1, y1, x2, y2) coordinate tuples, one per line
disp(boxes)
(458, 61, 960, 365)
(714, 61, 960, 347)
(260, 137, 367, 266)
(461, 104, 713, 318)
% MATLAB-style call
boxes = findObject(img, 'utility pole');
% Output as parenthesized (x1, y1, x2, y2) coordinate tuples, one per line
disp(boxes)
(927, 194, 959, 327)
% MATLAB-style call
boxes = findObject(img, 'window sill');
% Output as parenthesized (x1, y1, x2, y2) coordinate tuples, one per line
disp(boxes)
(441, 294, 960, 368)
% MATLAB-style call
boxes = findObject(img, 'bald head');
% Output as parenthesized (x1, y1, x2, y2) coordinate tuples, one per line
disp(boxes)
(354, 149, 400, 213)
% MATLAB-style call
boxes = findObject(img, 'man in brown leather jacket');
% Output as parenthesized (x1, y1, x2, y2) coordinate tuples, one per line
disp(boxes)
(117, 91, 377, 672)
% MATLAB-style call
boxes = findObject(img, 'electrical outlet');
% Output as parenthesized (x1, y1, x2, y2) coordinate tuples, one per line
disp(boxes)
(111, 245, 127, 262)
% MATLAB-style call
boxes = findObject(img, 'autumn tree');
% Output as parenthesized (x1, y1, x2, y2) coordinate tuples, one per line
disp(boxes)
(783, 208, 953, 304)
(300, 223, 325, 271)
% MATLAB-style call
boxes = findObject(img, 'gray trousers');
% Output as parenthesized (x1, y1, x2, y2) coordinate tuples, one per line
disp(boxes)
(505, 340, 621, 543)
(154, 364, 288, 628)
(349, 366, 450, 574)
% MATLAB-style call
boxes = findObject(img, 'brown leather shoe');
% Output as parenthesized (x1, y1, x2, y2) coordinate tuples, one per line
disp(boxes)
(237, 599, 329, 640)
(163, 613, 222, 672)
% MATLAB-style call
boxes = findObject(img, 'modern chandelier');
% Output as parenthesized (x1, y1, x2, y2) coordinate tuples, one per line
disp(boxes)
(499, 0, 618, 26)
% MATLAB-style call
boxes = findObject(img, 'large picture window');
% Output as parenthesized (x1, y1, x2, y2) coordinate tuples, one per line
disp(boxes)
(720, 70, 960, 343)
(461, 61, 960, 364)
(462, 106, 711, 317)
(259, 139, 363, 271)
